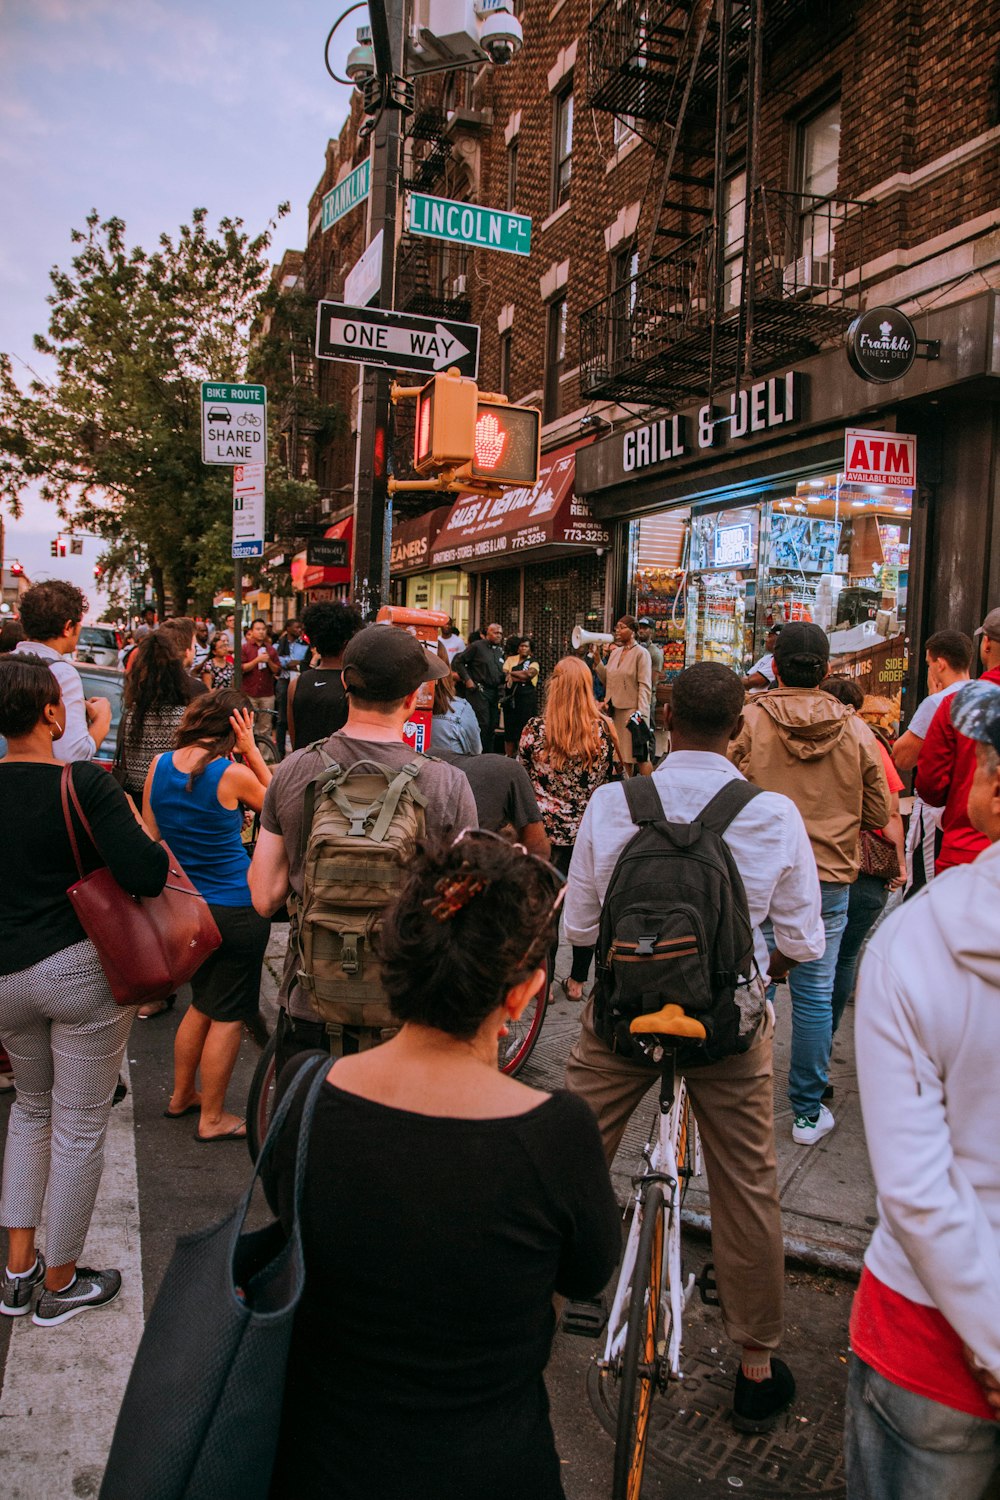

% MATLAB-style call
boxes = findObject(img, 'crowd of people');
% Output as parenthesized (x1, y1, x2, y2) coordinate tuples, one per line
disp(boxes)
(0, 577, 998, 1496)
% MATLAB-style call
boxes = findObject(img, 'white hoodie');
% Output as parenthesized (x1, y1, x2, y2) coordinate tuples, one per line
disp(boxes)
(855, 837, 1000, 1379)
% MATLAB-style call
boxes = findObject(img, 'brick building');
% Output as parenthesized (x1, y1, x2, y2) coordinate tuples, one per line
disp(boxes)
(274, 0, 1000, 711)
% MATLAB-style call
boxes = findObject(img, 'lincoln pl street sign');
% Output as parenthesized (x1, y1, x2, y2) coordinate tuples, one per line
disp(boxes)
(407, 192, 532, 257)
(202, 383, 267, 465)
(322, 159, 370, 232)
(315, 302, 480, 379)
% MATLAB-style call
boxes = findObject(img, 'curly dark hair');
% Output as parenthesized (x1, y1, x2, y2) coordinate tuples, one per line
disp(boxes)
(378, 833, 560, 1039)
(302, 601, 363, 658)
(0, 620, 25, 654)
(123, 631, 192, 743)
(173, 688, 253, 787)
(820, 675, 864, 711)
(19, 581, 87, 642)
(671, 661, 746, 738)
(0, 653, 61, 738)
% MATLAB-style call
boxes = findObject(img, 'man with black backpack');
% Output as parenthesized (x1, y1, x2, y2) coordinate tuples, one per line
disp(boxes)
(249, 624, 479, 1075)
(563, 662, 824, 1434)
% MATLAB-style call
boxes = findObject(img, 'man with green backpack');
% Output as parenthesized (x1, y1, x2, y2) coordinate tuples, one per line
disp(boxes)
(249, 625, 479, 1075)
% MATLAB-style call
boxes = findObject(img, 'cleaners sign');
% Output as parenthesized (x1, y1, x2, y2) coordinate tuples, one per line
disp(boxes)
(844, 428, 916, 487)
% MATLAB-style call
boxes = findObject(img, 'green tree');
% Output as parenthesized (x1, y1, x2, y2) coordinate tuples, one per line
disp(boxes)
(0, 207, 325, 614)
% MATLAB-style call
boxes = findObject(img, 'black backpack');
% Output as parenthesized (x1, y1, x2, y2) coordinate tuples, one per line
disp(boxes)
(593, 776, 763, 1067)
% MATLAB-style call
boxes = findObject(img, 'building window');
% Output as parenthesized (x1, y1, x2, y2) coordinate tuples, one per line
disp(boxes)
(794, 99, 841, 284)
(613, 113, 636, 152)
(609, 242, 638, 366)
(722, 169, 747, 311)
(551, 81, 574, 211)
(499, 331, 513, 397)
(506, 137, 519, 211)
(544, 296, 568, 422)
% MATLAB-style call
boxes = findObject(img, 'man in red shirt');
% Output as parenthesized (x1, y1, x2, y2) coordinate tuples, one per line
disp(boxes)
(241, 618, 280, 711)
(915, 607, 1000, 871)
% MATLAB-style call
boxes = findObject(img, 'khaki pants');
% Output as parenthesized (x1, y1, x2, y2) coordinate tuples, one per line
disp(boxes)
(565, 1000, 784, 1351)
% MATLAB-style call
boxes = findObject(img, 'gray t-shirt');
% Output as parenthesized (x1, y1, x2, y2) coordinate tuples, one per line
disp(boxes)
(908, 679, 965, 739)
(434, 750, 542, 833)
(261, 731, 478, 1019)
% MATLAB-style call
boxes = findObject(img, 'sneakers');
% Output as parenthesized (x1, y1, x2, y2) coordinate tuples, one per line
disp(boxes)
(32, 1267, 121, 1327)
(792, 1104, 836, 1146)
(733, 1356, 796, 1434)
(0, 1254, 46, 1317)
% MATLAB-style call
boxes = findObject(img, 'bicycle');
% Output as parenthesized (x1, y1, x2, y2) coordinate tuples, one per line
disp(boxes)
(597, 1002, 714, 1500)
(245, 959, 551, 1160)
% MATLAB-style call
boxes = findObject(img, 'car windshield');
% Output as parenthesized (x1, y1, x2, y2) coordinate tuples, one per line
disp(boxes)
(73, 667, 124, 759)
(79, 627, 117, 647)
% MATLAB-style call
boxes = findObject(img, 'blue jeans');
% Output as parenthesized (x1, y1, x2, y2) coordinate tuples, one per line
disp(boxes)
(845, 1354, 1000, 1500)
(831, 874, 890, 1033)
(765, 879, 848, 1120)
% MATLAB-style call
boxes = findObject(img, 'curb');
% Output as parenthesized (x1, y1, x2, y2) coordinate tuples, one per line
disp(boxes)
(681, 1206, 864, 1281)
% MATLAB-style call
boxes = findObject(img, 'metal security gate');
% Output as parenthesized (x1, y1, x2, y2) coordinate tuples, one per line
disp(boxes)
(524, 555, 607, 679)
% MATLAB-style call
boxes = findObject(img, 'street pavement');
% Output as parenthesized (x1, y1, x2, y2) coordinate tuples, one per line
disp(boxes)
(0, 922, 872, 1498)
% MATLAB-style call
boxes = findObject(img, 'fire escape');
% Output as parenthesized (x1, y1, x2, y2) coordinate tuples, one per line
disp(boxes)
(397, 106, 474, 324)
(579, 0, 867, 408)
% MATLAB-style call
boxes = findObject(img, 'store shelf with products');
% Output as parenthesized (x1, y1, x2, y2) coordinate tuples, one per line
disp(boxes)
(634, 566, 687, 681)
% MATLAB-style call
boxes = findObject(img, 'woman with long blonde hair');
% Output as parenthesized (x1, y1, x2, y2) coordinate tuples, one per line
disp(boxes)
(518, 656, 621, 998)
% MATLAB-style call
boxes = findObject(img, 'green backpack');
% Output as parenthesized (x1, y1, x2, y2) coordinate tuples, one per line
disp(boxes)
(294, 749, 428, 1031)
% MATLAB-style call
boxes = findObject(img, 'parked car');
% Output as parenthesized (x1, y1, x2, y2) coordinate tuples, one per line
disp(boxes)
(75, 624, 121, 668)
(71, 662, 124, 770)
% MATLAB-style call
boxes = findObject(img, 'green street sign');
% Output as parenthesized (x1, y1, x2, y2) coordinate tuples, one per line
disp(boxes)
(322, 159, 370, 231)
(201, 382, 267, 466)
(407, 193, 532, 257)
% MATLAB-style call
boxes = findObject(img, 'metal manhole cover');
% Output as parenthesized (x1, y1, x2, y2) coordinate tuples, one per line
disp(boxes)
(587, 1342, 845, 1498)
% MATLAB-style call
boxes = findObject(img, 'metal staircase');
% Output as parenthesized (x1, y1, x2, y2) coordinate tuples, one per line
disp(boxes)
(580, 0, 866, 407)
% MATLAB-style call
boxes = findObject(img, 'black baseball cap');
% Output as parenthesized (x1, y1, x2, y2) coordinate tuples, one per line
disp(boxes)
(342, 624, 450, 701)
(773, 621, 830, 665)
(636, 618, 654, 628)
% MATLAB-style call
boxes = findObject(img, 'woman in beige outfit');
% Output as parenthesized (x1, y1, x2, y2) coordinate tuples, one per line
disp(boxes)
(592, 615, 652, 773)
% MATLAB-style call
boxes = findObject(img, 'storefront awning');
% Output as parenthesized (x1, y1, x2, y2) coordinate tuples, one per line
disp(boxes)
(427, 442, 609, 569)
(390, 505, 453, 576)
(291, 516, 353, 590)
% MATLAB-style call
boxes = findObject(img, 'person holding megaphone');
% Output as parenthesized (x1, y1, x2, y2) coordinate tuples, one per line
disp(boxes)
(586, 616, 652, 776)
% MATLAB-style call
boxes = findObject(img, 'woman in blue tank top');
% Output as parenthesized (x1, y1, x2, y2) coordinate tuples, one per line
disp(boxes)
(142, 691, 272, 1142)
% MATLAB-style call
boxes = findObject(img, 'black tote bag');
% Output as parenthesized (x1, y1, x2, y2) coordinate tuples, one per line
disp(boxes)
(99, 1052, 329, 1500)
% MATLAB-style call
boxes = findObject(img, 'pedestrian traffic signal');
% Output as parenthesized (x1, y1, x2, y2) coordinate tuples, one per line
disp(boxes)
(403, 367, 540, 492)
(413, 368, 478, 474)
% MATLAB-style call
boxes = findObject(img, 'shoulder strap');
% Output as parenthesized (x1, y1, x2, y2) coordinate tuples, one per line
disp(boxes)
(112, 710, 126, 771)
(696, 778, 763, 837)
(622, 773, 664, 826)
(60, 764, 92, 879)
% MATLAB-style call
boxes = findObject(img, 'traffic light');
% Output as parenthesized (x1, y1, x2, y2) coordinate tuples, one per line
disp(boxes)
(93, 564, 104, 582)
(9, 561, 23, 576)
(50, 540, 58, 557)
(470, 396, 541, 486)
(408, 368, 540, 490)
(413, 369, 478, 474)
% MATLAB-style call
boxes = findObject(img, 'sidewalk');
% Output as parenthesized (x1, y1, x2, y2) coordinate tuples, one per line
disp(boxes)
(522, 963, 875, 1279)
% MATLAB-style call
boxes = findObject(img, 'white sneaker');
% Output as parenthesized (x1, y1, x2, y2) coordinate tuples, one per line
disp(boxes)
(792, 1104, 836, 1146)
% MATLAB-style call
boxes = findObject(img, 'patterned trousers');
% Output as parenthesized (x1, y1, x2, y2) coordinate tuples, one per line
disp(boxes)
(0, 939, 133, 1266)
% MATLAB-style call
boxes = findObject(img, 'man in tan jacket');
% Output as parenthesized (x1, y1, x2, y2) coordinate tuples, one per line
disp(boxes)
(730, 623, 890, 1145)
(592, 615, 652, 774)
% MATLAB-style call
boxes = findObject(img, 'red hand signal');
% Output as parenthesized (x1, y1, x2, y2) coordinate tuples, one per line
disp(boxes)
(474, 411, 507, 470)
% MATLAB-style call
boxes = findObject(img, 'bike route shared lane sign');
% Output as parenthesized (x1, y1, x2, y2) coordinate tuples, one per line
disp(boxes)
(201, 383, 267, 466)
(315, 302, 480, 379)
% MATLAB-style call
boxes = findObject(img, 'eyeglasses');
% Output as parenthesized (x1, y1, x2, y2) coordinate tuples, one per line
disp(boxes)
(452, 828, 567, 950)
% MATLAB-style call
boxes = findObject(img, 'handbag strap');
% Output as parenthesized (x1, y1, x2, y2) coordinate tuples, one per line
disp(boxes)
(60, 764, 88, 881)
(112, 709, 127, 771)
(247, 1052, 329, 1213)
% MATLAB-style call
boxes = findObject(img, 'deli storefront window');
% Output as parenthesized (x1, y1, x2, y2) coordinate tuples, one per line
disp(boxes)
(630, 469, 914, 733)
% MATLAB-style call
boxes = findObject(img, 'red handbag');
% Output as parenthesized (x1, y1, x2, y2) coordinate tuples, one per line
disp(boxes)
(61, 765, 222, 1006)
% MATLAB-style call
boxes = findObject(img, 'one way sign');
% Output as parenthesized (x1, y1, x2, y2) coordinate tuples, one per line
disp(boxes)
(315, 302, 480, 379)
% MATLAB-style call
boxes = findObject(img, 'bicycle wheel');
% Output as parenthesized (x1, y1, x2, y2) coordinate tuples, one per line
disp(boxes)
(246, 1030, 277, 1162)
(497, 965, 548, 1076)
(254, 732, 278, 767)
(613, 1180, 665, 1500)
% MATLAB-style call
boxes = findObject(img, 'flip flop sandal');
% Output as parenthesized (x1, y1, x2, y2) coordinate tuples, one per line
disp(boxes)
(163, 1103, 200, 1119)
(193, 1122, 247, 1144)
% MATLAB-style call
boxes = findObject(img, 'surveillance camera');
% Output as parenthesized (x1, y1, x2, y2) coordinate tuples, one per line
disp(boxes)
(478, 9, 523, 65)
(346, 41, 375, 84)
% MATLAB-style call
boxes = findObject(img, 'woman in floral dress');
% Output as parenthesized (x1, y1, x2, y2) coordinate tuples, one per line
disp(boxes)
(518, 655, 621, 999)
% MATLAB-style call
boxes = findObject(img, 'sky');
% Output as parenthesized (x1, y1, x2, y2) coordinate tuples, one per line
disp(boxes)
(0, 0, 356, 616)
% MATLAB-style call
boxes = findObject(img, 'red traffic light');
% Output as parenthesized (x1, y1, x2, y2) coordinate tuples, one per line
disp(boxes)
(471, 400, 540, 485)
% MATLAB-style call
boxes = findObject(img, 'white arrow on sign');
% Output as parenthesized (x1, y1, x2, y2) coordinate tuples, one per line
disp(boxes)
(329, 317, 472, 370)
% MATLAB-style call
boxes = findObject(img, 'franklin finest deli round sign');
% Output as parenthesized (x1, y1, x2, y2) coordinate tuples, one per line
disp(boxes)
(846, 305, 918, 383)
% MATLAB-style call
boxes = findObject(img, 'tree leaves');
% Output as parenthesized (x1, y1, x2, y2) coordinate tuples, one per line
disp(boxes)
(0, 205, 325, 613)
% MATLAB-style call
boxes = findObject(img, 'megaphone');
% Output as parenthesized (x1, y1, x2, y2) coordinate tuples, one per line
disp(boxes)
(571, 625, 615, 650)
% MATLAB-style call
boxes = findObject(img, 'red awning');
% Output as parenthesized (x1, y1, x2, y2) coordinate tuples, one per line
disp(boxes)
(292, 517, 353, 590)
(427, 442, 609, 569)
(389, 505, 453, 576)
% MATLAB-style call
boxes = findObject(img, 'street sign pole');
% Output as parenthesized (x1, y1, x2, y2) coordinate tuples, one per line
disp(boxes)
(352, 0, 406, 617)
(233, 561, 243, 689)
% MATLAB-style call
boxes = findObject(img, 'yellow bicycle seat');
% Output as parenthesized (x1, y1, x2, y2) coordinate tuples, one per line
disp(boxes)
(629, 1003, 707, 1040)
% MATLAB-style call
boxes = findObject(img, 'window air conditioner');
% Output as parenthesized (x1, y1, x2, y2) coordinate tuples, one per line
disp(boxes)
(782, 253, 832, 298)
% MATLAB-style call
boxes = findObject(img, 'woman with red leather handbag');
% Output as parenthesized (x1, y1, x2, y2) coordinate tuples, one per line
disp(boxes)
(0, 655, 169, 1327)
